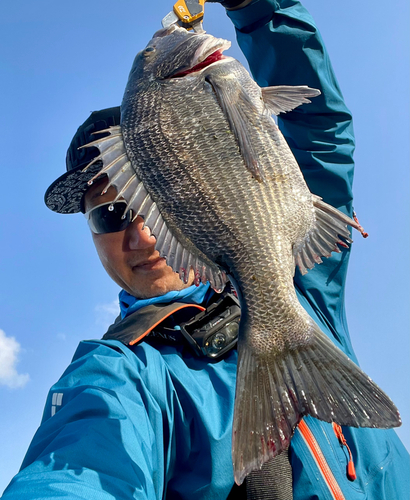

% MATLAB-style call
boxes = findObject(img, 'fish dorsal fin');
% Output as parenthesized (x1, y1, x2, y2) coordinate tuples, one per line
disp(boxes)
(82, 126, 227, 292)
(293, 195, 362, 275)
(153, 221, 227, 291)
(261, 86, 321, 115)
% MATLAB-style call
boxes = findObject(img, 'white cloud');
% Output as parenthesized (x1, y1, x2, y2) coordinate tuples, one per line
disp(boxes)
(0, 329, 29, 389)
(95, 300, 120, 331)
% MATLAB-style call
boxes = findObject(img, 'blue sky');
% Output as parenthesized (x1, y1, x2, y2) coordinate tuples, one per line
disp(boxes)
(0, 0, 409, 492)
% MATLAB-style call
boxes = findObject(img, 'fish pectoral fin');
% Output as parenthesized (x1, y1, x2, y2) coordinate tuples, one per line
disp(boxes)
(293, 195, 363, 275)
(261, 85, 320, 115)
(205, 75, 266, 182)
(232, 317, 401, 485)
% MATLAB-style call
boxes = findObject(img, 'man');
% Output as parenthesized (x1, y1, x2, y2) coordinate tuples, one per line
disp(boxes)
(2, 0, 409, 499)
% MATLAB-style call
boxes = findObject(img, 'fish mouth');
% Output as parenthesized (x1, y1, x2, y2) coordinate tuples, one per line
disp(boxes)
(169, 37, 232, 78)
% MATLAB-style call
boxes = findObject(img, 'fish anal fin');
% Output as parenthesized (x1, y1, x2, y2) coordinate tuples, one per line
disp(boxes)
(261, 85, 321, 115)
(293, 196, 363, 275)
(232, 317, 401, 485)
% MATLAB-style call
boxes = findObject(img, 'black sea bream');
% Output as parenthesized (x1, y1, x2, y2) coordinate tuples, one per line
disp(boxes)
(83, 26, 400, 484)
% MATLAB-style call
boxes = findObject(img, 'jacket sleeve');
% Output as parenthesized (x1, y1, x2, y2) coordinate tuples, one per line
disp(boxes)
(227, 0, 358, 360)
(1, 341, 164, 500)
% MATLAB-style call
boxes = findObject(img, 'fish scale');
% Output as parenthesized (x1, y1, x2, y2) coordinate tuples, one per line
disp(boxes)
(83, 25, 401, 485)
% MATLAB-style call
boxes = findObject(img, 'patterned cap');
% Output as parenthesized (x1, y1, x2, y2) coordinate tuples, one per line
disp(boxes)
(44, 107, 121, 214)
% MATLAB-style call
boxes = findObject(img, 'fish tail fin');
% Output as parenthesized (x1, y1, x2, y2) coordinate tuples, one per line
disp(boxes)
(232, 318, 401, 485)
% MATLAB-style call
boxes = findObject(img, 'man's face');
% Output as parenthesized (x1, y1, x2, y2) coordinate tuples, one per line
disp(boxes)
(84, 180, 194, 299)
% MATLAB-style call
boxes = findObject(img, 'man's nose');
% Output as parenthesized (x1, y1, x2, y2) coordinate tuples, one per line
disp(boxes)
(126, 216, 157, 250)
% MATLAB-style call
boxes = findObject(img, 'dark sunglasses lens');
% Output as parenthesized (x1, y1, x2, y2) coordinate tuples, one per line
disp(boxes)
(90, 203, 132, 234)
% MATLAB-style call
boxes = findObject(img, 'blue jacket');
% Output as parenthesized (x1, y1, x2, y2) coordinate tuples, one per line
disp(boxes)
(2, 1, 409, 499)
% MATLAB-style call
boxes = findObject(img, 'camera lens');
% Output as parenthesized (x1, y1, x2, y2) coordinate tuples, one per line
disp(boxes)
(205, 319, 240, 357)
(211, 333, 226, 349)
(224, 321, 239, 339)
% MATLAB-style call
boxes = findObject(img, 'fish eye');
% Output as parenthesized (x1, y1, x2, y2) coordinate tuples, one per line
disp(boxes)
(145, 47, 155, 52)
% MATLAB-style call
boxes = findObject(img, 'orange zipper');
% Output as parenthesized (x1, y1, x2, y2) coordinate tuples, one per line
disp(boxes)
(298, 419, 346, 500)
(332, 423, 357, 481)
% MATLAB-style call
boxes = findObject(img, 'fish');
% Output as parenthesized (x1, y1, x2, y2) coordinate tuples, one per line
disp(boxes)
(82, 25, 401, 484)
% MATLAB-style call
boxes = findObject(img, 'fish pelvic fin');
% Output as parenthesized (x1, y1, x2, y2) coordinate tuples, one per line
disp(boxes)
(232, 317, 401, 485)
(261, 85, 321, 115)
(293, 195, 364, 275)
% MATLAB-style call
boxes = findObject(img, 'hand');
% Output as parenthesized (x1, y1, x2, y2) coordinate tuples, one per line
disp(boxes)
(206, 0, 253, 11)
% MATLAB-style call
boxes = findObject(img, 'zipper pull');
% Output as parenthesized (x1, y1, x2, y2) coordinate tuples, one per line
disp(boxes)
(332, 423, 357, 481)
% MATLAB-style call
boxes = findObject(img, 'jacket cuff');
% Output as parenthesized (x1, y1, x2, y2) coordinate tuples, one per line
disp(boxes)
(223, 0, 253, 10)
(227, 0, 278, 31)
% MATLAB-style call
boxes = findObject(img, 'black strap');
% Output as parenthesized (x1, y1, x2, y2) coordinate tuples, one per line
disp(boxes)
(102, 303, 204, 346)
(245, 451, 293, 500)
(227, 482, 248, 500)
(227, 450, 293, 500)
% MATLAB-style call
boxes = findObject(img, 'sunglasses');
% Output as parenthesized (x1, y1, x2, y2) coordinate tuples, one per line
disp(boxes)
(85, 201, 134, 234)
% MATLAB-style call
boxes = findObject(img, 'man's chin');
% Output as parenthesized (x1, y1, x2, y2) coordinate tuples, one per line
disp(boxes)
(126, 269, 195, 300)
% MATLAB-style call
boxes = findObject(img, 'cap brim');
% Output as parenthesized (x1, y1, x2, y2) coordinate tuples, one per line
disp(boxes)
(44, 161, 104, 214)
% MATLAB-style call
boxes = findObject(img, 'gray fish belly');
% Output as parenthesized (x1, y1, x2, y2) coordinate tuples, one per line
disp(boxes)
(121, 59, 314, 352)
(118, 55, 401, 485)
